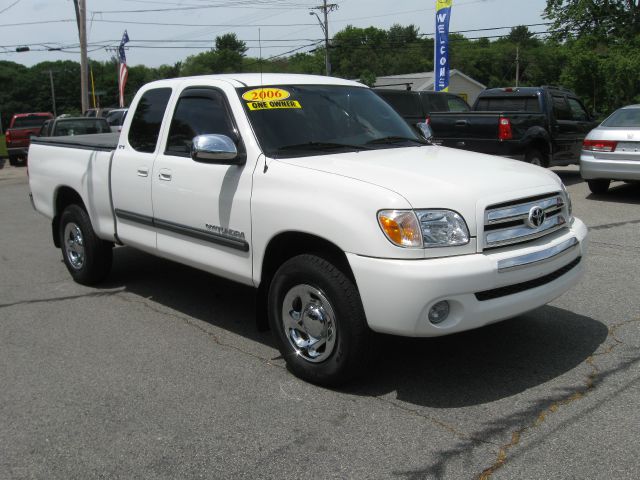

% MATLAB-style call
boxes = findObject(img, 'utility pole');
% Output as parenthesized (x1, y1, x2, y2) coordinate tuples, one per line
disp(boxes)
(48, 70, 57, 117)
(311, 1, 338, 76)
(515, 46, 520, 87)
(74, 0, 89, 113)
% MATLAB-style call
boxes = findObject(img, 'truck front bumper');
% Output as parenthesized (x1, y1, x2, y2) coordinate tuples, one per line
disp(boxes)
(347, 218, 588, 337)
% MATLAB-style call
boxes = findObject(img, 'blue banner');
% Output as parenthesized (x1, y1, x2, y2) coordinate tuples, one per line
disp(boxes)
(435, 0, 452, 92)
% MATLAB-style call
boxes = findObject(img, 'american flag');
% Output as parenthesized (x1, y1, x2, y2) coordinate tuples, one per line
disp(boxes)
(118, 31, 130, 108)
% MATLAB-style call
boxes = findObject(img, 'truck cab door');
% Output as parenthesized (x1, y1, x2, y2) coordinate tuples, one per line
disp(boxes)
(111, 87, 173, 250)
(151, 84, 255, 285)
(566, 97, 595, 159)
(550, 94, 576, 163)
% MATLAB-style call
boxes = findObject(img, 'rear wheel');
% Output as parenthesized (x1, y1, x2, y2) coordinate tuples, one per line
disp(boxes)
(525, 149, 548, 168)
(587, 179, 610, 194)
(59, 205, 113, 285)
(268, 254, 370, 386)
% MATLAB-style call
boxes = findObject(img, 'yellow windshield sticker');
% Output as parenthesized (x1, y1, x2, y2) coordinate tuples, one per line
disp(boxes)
(247, 100, 302, 111)
(242, 88, 291, 102)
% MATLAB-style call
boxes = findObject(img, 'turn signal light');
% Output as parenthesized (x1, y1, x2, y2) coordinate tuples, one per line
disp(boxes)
(582, 139, 617, 152)
(378, 210, 422, 248)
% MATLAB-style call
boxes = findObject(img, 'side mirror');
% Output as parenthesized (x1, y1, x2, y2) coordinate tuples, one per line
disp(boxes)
(416, 122, 434, 142)
(191, 134, 245, 165)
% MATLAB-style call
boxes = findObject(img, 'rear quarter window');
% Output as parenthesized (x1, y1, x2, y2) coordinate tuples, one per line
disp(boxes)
(128, 88, 172, 153)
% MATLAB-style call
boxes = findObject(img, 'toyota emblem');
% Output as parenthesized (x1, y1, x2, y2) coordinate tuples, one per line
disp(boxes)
(526, 206, 546, 228)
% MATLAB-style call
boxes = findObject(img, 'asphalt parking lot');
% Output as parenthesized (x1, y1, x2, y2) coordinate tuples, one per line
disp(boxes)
(1, 164, 639, 479)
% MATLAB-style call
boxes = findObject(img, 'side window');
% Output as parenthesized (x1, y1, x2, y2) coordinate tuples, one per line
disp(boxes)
(567, 98, 588, 121)
(166, 88, 236, 157)
(128, 88, 172, 153)
(552, 95, 571, 121)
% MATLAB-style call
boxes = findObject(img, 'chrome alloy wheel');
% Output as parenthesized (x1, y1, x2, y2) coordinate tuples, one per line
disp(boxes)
(63, 222, 85, 270)
(282, 284, 337, 363)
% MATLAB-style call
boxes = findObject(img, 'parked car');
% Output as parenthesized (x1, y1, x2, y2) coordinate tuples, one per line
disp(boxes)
(84, 108, 114, 118)
(105, 108, 128, 133)
(5, 112, 53, 165)
(374, 89, 470, 133)
(28, 74, 587, 386)
(38, 117, 111, 137)
(427, 86, 598, 167)
(580, 104, 640, 194)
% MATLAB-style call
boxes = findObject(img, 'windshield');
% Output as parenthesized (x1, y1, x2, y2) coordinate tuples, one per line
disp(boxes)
(54, 119, 111, 136)
(12, 116, 50, 128)
(238, 85, 424, 157)
(601, 108, 640, 127)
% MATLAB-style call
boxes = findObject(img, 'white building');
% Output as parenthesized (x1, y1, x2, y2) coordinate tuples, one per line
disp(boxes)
(374, 69, 486, 105)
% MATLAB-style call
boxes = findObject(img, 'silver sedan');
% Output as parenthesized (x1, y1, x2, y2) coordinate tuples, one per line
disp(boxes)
(580, 104, 640, 194)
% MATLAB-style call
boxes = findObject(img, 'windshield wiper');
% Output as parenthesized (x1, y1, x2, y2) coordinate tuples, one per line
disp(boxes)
(365, 136, 428, 145)
(276, 141, 371, 152)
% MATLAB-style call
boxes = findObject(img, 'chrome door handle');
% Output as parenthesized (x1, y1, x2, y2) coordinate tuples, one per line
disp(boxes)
(158, 169, 172, 181)
(137, 167, 149, 177)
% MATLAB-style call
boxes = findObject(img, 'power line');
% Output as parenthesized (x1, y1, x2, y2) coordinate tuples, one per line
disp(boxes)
(0, 0, 21, 15)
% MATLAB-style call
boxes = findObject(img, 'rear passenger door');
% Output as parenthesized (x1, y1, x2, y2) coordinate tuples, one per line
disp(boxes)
(111, 86, 173, 250)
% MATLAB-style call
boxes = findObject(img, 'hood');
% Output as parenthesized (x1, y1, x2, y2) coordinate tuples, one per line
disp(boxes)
(276, 145, 562, 231)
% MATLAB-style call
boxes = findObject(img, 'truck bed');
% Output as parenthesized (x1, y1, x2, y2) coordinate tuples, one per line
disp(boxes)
(31, 132, 120, 151)
(28, 134, 118, 243)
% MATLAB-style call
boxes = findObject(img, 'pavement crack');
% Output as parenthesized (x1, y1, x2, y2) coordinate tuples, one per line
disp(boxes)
(373, 395, 495, 446)
(112, 292, 283, 370)
(477, 316, 640, 479)
(0, 289, 124, 309)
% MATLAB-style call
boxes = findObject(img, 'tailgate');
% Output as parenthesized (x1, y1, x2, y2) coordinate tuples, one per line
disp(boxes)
(430, 112, 499, 140)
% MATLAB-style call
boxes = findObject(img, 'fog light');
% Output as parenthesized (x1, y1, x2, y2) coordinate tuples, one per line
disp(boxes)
(428, 301, 450, 324)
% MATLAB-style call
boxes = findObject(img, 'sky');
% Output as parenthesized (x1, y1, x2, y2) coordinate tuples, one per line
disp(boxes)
(0, 0, 550, 68)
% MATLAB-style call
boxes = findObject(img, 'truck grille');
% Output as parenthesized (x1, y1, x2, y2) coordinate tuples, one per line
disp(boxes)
(483, 192, 568, 250)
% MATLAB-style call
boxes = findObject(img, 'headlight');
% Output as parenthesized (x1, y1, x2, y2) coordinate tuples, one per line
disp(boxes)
(561, 183, 573, 218)
(416, 209, 470, 247)
(378, 209, 470, 248)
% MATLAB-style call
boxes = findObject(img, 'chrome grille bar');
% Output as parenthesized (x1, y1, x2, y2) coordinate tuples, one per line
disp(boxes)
(486, 195, 564, 225)
(483, 192, 569, 250)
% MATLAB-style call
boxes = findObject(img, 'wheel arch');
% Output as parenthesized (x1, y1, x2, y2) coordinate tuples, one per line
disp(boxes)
(51, 186, 87, 248)
(255, 231, 356, 331)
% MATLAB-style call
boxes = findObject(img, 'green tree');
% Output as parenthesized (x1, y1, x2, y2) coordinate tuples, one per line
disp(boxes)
(544, 0, 640, 42)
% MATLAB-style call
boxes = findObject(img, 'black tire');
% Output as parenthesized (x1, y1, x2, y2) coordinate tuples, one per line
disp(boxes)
(268, 254, 370, 386)
(14, 156, 26, 167)
(8, 155, 18, 167)
(587, 179, 610, 194)
(59, 204, 113, 285)
(525, 149, 548, 168)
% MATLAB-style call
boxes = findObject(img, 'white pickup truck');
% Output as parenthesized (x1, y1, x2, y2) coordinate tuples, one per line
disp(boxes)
(28, 74, 588, 385)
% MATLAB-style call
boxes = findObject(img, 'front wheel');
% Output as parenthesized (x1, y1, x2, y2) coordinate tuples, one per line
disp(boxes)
(268, 254, 370, 386)
(59, 205, 113, 285)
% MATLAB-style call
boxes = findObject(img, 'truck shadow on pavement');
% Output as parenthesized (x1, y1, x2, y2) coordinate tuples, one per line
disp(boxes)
(350, 308, 607, 407)
(101, 246, 607, 408)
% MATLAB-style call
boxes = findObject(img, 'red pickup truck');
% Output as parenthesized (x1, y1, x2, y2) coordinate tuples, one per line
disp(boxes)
(5, 112, 53, 166)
